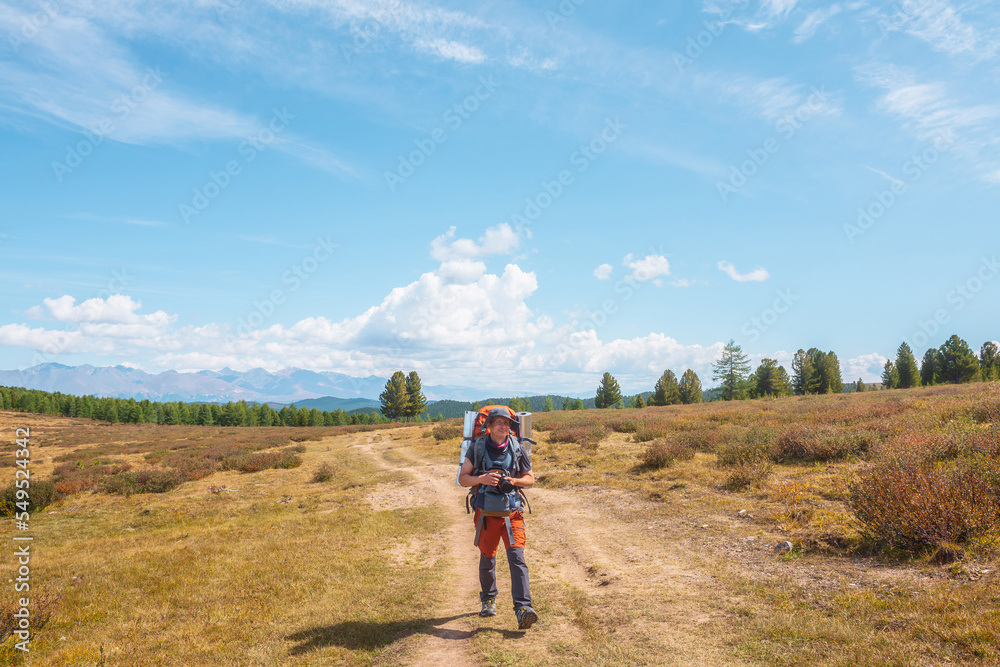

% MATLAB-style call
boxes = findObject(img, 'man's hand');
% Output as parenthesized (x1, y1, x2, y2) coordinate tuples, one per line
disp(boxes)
(480, 471, 502, 487)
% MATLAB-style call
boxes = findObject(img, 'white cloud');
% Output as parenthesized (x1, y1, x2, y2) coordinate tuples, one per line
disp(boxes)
(593, 263, 613, 280)
(876, 0, 987, 58)
(844, 353, 889, 382)
(0, 4, 355, 177)
(414, 38, 486, 63)
(624, 254, 670, 283)
(672, 278, 695, 288)
(761, 0, 798, 20)
(794, 5, 841, 43)
(26, 295, 174, 326)
(430, 223, 520, 262)
(718, 260, 769, 282)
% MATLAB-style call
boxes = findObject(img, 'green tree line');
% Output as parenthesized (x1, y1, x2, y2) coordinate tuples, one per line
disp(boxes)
(0, 386, 389, 426)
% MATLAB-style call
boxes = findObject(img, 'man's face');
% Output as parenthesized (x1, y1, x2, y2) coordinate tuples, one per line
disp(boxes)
(490, 418, 511, 437)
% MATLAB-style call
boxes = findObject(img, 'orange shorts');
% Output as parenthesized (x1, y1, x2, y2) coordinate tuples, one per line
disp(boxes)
(474, 509, 526, 557)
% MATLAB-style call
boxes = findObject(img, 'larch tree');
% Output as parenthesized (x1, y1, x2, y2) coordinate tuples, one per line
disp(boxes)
(712, 339, 752, 401)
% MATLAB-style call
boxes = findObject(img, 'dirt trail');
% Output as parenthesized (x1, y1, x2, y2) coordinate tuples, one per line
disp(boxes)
(351, 433, 481, 666)
(351, 429, 753, 666)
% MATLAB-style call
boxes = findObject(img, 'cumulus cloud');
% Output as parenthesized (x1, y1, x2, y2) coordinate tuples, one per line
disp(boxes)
(844, 353, 889, 382)
(718, 260, 770, 282)
(593, 263, 613, 280)
(624, 254, 670, 285)
(430, 223, 520, 262)
(26, 295, 175, 327)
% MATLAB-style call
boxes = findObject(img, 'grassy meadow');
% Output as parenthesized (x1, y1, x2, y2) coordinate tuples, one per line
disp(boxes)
(2, 382, 999, 665)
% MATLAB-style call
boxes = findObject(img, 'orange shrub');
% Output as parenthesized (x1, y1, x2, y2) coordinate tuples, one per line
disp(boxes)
(849, 456, 1000, 547)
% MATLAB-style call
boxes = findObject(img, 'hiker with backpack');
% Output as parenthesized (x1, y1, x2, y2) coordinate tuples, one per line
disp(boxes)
(458, 407, 538, 630)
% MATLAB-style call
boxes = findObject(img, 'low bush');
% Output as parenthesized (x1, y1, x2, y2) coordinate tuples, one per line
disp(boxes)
(633, 426, 666, 443)
(432, 422, 464, 441)
(0, 479, 61, 515)
(311, 462, 336, 483)
(549, 423, 606, 448)
(774, 425, 874, 462)
(221, 450, 302, 473)
(716, 426, 774, 491)
(102, 469, 186, 495)
(849, 455, 1000, 548)
(607, 418, 641, 434)
(638, 439, 694, 470)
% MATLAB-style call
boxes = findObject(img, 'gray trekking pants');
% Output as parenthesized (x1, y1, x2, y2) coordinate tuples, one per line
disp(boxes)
(480, 547, 532, 611)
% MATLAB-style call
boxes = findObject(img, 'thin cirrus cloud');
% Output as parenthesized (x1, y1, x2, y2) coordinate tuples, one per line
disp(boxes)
(0, 3, 355, 178)
(718, 260, 769, 282)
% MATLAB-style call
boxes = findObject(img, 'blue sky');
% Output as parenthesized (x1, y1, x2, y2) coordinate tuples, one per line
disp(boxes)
(1, 0, 998, 396)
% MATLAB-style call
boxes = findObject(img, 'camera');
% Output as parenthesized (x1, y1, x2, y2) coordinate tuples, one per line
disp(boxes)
(489, 468, 515, 494)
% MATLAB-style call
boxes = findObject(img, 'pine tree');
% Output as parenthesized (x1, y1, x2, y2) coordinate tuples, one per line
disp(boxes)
(791, 349, 809, 395)
(404, 371, 428, 420)
(856, 378, 867, 393)
(634, 393, 646, 408)
(678, 369, 703, 404)
(650, 370, 681, 406)
(882, 360, 898, 389)
(980, 341, 1000, 381)
(712, 339, 752, 401)
(562, 397, 573, 411)
(380, 371, 409, 421)
(920, 348, 941, 386)
(895, 342, 920, 389)
(543, 397, 554, 412)
(509, 396, 525, 412)
(595, 372, 622, 409)
(471, 401, 481, 411)
(939, 335, 980, 384)
(752, 359, 792, 397)
(572, 398, 585, 410)
(197, 403, 214, 425)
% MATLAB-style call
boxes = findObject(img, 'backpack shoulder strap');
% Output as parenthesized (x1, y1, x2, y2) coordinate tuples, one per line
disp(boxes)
(472, 436, 488, 474)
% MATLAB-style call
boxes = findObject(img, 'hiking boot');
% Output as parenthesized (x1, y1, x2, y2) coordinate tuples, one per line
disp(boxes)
(516, 606, 537, 630)
(480, 598, 497, 617)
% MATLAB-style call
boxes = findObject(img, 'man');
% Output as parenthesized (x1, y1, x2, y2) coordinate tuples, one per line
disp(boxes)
(458, 407, 538, 630)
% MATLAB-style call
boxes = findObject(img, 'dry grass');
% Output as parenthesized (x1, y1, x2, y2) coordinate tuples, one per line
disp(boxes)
(0, 416, 447, 665)
(3, 384, 1000, 665)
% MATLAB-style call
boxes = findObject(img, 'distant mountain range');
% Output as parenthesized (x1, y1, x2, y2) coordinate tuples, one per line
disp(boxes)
(0, 363, 482, 404)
